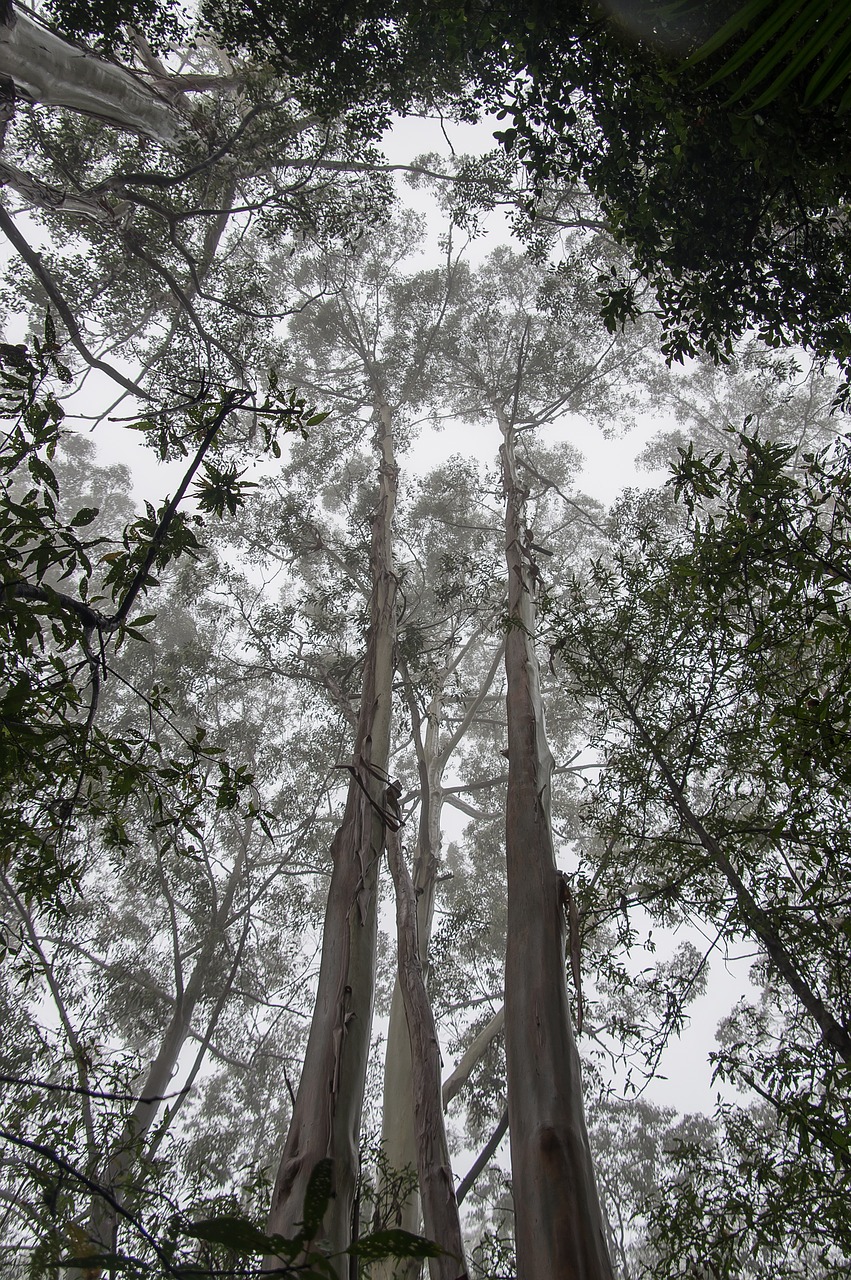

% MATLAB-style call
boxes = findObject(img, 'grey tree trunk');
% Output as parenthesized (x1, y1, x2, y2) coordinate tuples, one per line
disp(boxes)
(266, 402, 399, 1271)
(377, 687, 442, 1272)
(376, 635, 504, 1278)
(385, 818, 468, 1280)
(498, 404, 614, 1280)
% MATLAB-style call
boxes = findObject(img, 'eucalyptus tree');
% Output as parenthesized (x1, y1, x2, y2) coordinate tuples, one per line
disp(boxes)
(430, 241, 655, 1279)
(209, 217, 563, 1273)
(204, 216, 470, 1268)
(369, 451, 514, 1276)
(415, 448, 600, 1200)
(0, 496, 329, 1276)
(0, 0, 393, 417)
(640, 340, 843, 474)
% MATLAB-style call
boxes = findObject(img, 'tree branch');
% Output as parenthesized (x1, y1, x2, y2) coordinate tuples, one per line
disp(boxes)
(455, 1108, 508, 1205)
(0, 203, 150, 399)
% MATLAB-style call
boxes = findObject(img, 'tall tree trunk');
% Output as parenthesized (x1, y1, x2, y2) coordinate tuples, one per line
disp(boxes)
(385, 818, 468, 1280)
(266, 403, 398, 1270)
(376, 688, 442, 1276)
(0, 5, 185, 143)
(376, 634, 503, 1277)
(498, 405, 614, 1280)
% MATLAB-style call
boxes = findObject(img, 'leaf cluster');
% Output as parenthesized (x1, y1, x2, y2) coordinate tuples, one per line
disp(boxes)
(0, 332, 289, 902)
(544, 426, 851, 1264)
(55, 1158, 442, 1278)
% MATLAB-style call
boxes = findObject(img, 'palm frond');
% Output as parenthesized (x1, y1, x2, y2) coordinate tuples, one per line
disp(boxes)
(667, 0, 851, 111)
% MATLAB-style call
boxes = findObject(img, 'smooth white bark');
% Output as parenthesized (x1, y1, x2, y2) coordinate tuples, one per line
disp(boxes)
(1, 6, 184, 143)
(499, 403, 614, 1280)
(386, 822, 468, 1280)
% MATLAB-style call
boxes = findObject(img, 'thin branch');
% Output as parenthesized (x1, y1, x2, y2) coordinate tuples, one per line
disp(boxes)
(0, 1129, 173, 1269)
(455, 1108, 509, 1205)
(437, 637, 505, 768)
(0, 1072, 190, 1106)
(442, 1006, 505, 1109)
(0, 204, 149, 399)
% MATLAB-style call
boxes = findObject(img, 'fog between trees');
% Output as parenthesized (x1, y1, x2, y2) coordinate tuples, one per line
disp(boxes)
(2, 4, 851, 1278)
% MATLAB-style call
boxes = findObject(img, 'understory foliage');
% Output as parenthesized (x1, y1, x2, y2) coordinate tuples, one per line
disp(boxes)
(546, 430, 851, 1276)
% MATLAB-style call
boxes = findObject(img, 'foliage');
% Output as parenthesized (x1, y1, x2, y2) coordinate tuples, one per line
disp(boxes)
(6, 14, 851, 1250)
(645, 1098, 851, 1277)
(545, 427, 851, 1269)
(43, 0, 188, 56)
(0, 324, 314, 903)
(677, 0, 851, 113)
(498, 6, 851, 387)
(25, 1152, 442, 1277)
(182, 0, 851, 387)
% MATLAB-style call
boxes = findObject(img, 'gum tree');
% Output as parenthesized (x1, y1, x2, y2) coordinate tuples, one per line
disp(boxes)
(433, 243, 653, 1279)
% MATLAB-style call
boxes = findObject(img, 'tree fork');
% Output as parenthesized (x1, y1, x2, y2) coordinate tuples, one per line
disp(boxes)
(0, 4, 185, 143)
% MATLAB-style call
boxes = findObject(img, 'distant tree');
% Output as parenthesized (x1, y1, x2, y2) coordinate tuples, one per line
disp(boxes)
(0, 0, 394, 419)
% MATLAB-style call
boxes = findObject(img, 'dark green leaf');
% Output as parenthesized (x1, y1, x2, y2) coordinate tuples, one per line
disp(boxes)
(183, 1215, 272, 1253)
(70, 507, 99, 528)
(348, 1229, 443, 1262)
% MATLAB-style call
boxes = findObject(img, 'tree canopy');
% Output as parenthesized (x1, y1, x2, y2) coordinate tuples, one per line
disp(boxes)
(181, 0, 851, 387)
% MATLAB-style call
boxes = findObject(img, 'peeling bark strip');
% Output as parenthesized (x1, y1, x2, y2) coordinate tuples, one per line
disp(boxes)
(385, 814, 468, 1280)
(0, 161, 121, 223)
(498, 404, 614, 1280)
(266, 405, 399, 1272)
(0, 5, 184, 144)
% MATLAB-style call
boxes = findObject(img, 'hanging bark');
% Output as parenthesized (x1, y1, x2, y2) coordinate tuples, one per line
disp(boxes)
(0, 160, 124, 222)
(385, 812, 468, 1280)
(265, 402, 399, 1270)
(498, 403, 614, 1280)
